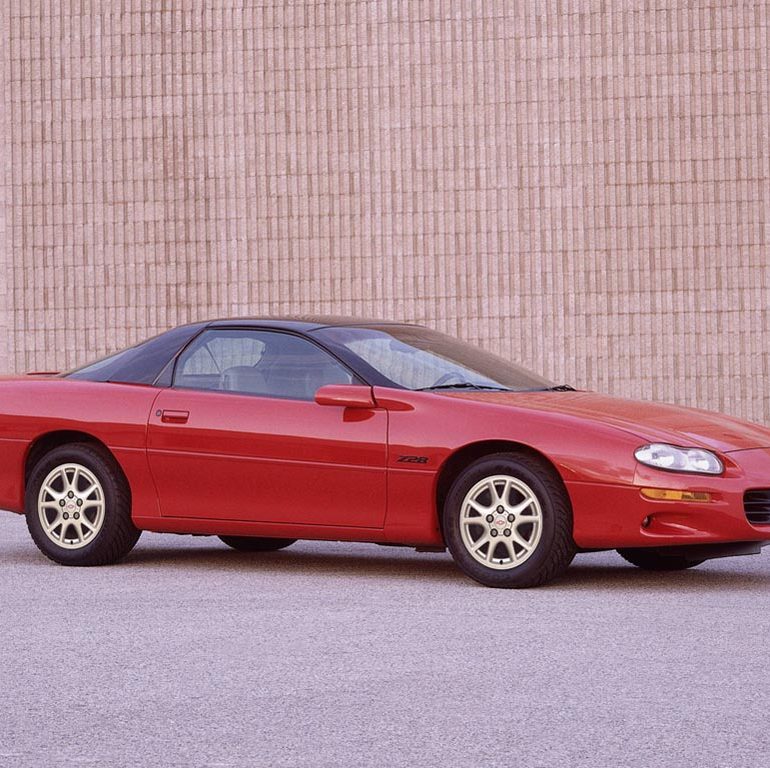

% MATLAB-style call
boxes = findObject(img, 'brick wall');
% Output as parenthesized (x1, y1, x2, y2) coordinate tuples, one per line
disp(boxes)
(2, 1, 769, 421)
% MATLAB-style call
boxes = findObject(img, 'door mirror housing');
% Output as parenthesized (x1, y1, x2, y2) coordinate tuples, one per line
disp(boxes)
(315, 384, 376, 409)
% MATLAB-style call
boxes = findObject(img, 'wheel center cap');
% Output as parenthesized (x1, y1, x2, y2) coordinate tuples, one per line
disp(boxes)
(65, 501, 77, 513)
(494, 518, 507, 528)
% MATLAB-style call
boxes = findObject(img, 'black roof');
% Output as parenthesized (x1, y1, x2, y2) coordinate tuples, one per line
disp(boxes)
(66, 316, 423, 386)
(204, 315, 420, 331)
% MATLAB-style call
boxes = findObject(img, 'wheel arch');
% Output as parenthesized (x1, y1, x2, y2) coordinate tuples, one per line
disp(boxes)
(24, 430, 126, 489)
(435, 440, 572, 535)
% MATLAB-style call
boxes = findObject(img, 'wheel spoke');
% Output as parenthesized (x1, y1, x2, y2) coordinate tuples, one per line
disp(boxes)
(61, 468, 75, 494)
(510, 498, 535, 516)
(514, 513, 539, 530)
(463, 515, 490, 531)
(511, 528, 533, 551)
(502, 539, 516, 561)
(44, 513, 63, 533)
(52, 467, 67, 490)
(43, 469, 67, 500)
(80, 516, 98, 534)
(81, 483, 99, 500)
(468, 499, 490, 515)
(499, 478, 512, 506)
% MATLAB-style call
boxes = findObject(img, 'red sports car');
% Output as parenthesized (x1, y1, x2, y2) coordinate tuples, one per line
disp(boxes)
(1, 317, 769, 588)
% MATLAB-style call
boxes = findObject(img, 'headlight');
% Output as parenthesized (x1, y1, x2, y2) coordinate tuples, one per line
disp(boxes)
(634, 443, 724, 475)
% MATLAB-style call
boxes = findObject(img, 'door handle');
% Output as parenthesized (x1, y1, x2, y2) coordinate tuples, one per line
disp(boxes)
(160, 409, 190, 425)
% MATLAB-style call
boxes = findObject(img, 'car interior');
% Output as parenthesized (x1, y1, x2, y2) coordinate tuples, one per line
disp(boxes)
(174, 331, 355, 400)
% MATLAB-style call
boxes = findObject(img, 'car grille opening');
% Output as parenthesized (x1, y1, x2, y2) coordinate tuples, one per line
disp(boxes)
(744, 490, 770, 525)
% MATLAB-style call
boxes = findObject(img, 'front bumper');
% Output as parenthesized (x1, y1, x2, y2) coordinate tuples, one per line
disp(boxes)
(567, 447, 770, 549)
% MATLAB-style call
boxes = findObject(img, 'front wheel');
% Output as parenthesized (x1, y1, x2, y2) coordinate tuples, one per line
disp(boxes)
(26, 443, 141, 566)
(443, 452, 576, 588)
(617, 548, 705, 571)
(218, 536, 297, 552)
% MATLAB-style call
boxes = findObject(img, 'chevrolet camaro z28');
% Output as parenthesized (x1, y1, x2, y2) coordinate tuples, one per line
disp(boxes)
(1, 317, 769, 588)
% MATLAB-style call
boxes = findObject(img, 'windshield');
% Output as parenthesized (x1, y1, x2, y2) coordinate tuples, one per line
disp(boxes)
(312, 325, 553, 392)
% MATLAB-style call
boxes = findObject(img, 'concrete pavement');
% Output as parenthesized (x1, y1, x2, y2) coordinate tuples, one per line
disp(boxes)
(1, 513, 769, 767)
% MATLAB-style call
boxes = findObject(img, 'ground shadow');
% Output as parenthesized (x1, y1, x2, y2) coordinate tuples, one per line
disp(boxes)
(4, 536, 769, 591)
(126, 541, 465, 583)
(123, 540, 770, 592)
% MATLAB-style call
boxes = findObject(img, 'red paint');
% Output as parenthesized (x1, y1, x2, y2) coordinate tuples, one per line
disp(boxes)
(314, 384, 377, 409)
(2, 375, 770, 551)
(146, 388, 387, 527)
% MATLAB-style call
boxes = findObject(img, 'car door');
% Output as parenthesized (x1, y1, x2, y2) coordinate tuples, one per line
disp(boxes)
(146, 328, 387, 528)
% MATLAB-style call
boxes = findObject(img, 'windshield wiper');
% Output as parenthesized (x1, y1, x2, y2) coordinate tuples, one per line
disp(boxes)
(545, 384, 577, 392)
(417, 383, 512, 392)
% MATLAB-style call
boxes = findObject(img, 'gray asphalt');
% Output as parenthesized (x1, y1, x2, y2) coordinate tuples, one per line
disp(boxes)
(1, 513, 769, 768)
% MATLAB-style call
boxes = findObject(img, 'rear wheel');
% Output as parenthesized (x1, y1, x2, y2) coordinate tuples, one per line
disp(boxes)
(218, 536, 297, 552)
(26, 443, 141, 566)
(617, 548, 705, 571)
(443, 452, 576, 588)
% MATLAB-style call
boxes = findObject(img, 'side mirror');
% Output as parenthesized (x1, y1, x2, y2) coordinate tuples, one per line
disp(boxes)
(315, 384, 376, 409)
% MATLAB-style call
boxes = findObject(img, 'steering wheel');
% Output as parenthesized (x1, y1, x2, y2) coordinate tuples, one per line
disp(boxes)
(432, 372, 466, 387)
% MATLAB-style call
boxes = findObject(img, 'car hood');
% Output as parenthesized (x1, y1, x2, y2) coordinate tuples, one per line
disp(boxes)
(445, 390, 770, 453)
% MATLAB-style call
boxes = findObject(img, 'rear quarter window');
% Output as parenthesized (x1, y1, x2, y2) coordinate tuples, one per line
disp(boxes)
(66, 324, 204, 385)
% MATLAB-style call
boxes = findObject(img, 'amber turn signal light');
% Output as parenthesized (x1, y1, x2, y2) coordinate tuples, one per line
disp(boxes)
(640, 488, 712, 503)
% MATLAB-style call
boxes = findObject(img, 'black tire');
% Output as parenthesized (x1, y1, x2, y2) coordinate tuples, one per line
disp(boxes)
(218, 536, 297, 552)
(25, 443, 141, 566)
(443, 452, 576, 588)
(617, 548, 705, 571)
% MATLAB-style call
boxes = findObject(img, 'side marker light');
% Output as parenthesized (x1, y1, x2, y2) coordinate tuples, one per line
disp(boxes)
(640, 488, 712, 503)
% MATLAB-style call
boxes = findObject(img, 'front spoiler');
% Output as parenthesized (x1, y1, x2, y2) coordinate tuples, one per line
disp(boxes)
(641, 540, 770, 563)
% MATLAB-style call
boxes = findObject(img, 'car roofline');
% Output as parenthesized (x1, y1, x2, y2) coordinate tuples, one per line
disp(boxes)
(65, 317, 426, 387)
(202, 316, 424, 332)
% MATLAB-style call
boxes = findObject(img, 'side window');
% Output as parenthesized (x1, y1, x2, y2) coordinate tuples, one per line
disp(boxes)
(175, 331, 265, 391)
(173, 329, 355, 400)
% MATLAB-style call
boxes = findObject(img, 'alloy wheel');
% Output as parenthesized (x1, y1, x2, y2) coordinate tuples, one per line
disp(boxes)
(37, 463, 106, 550)
(459, 474, 543, 570)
